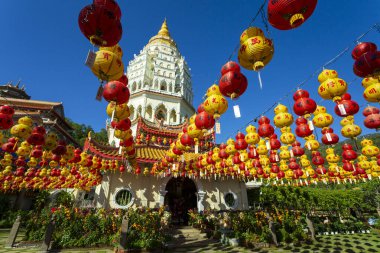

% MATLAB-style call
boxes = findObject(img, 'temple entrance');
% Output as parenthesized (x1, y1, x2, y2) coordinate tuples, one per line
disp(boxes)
(164, 177, 197, 225)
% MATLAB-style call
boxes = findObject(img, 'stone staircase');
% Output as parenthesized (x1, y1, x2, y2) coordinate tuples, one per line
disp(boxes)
(167, 226, 225, 252)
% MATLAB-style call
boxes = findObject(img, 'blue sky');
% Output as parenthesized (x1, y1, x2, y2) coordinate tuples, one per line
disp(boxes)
(1, 0, 379, 144)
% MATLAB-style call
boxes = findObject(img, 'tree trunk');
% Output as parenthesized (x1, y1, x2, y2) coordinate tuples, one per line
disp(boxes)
(306, 214, 316, 241)
(265, 212, 278, 246)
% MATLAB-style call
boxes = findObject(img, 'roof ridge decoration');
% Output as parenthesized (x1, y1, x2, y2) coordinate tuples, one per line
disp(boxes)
(148, 19, 177, 47)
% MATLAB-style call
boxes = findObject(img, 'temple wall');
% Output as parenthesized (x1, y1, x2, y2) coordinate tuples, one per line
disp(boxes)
(94, 172, 249, 211)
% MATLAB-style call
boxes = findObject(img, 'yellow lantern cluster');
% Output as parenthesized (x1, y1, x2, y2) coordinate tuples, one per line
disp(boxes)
(238, 27, 274, 71)
(273, 104, 295, 145)
(10, 116, 33, 139)
(318, 69, 348, 102)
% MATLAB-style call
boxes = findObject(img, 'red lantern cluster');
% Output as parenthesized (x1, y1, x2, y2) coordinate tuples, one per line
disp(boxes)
(78, 0, 122, 46)
(352, 42, 380, 77)
(218, 61, 248, 99)
(0, 105, 14, 130)
(267, 0, 318, 30)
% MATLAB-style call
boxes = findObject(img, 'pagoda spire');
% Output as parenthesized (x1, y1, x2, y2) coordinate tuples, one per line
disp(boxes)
(158, 18, 170, 37)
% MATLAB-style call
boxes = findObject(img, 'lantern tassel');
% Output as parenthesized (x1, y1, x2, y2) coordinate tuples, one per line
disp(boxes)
(258, 71, 263, 90)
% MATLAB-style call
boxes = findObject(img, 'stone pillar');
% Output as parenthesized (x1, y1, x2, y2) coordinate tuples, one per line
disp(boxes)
(197, 191, 206, 212)
(118, 214, 129, 251)
(41, 218, 55, 252)
(5, 215, 21, 248)
(159, 190, 167, 206)
(95, 173, 110, 208)
(240, 181, 249, 210)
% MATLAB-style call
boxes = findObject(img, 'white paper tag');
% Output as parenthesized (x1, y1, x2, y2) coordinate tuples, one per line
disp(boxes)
(118, 146, 122, 155)
(96, 84, 103, 101)
(266, 141, 271, 150)
(253, 149, 257, 156)
(337, 178, 340, 184)
(240, 154, 244, 162)
(290, 150, 294, 158)
(195, 145, 199, 154)
(326, 133, 332, 142)
(85, 50, 96, 68)
(111, 108, 115, 122)
(233, 105, 241, 118)
(336, 167, 340, 173)
(349, 178, 353, 184)
(306, 171, 309, 177)
(338, 104, 347, 115)
(238, 168, 241, 174)
(307, 142, 311, 150)
(305, 180, 309, 186)
(181, 155, 184, 163)
(308, 120, 314, 131)
(215, 122, 221, 134)
(275, 154, 279, 162)
(368, 174, 372, 180)
(172, 164, 175, 171)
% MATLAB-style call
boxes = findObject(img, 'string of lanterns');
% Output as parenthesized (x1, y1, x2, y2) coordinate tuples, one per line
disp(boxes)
(78, 0, 137, 169)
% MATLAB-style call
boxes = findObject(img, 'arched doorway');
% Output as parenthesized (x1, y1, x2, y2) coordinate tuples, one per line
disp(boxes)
(164, 177, 197, 225)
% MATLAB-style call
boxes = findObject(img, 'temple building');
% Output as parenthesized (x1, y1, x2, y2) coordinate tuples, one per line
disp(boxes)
(84, 20, 249, 217)
(0, 81, 78, 146)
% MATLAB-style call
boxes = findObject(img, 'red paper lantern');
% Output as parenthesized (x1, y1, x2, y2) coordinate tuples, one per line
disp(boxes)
(195, 111, 215, 130)
(111, 118, 131, 131)
(78, 4, 122, 47)
(352, 42, 377, 60)
(354, 51, 380, 77)
(257, 116, 274, 138)
(180, 133, 195, 147)
(295, 117, 313, 137)
(267, 0, 318, 30)
(363, 106, 380, 129)
(342, 144, 357, 161)
(93, 0, 121, 20)
(321, 127, 339, 145)
(219, 61, 248, 99)
(293, 89, 317, 116)
(334, 93, 359, 117)
(103, 81, 130, 104)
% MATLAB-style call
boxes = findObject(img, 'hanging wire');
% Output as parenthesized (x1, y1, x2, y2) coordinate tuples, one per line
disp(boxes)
(221, 23, 380, 142)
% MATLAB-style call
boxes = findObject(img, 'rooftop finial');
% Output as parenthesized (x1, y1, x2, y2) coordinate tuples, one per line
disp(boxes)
(158, 18, 170, 37)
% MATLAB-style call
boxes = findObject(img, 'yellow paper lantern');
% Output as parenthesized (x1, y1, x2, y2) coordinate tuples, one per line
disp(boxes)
(91, 50, 124, 81)
(273, 104, 293, 128)
(203, 85, 228, 119)
(340, 116, 362, 139)
(100, 44, 123, 58)
(245, 125, 260, 145)
(238, 27, 274, 71)
(312, 105, 333, 128)
(106, 102, 130, 120)
(317, 69, 348, 102)
(362, 75, 380, 103)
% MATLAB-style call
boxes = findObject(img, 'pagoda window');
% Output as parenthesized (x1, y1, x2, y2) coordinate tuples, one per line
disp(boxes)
(154, 80, 159, 89)
(169, 110, 177, 124)
(155, 104, 167, 123)
(163, 71, 166, 77)
(157, 70, 161, 76)
(131, 82, 136, 92)
(137, 106, 142, 116)
(129, 105, 135, 120)
(160, 81, 167, 91)
(145, 105, 153, 120)
(138, 81, 142, 89)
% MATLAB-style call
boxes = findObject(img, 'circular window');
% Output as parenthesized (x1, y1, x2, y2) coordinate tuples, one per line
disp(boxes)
(224, 192, 237, 209)
(115, 189, 133, 207)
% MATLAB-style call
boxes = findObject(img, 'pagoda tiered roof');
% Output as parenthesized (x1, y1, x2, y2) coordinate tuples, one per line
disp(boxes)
(136, 116, 187, 138)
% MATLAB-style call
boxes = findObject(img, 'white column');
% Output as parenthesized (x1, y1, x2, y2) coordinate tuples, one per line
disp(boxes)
(197, 191, 206, 212)
(159, 190, 167, 206)
(240, 181, 249, 210)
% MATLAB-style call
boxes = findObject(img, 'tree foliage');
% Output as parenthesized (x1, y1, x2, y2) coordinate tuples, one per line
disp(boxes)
(66, 118, 108, 146)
